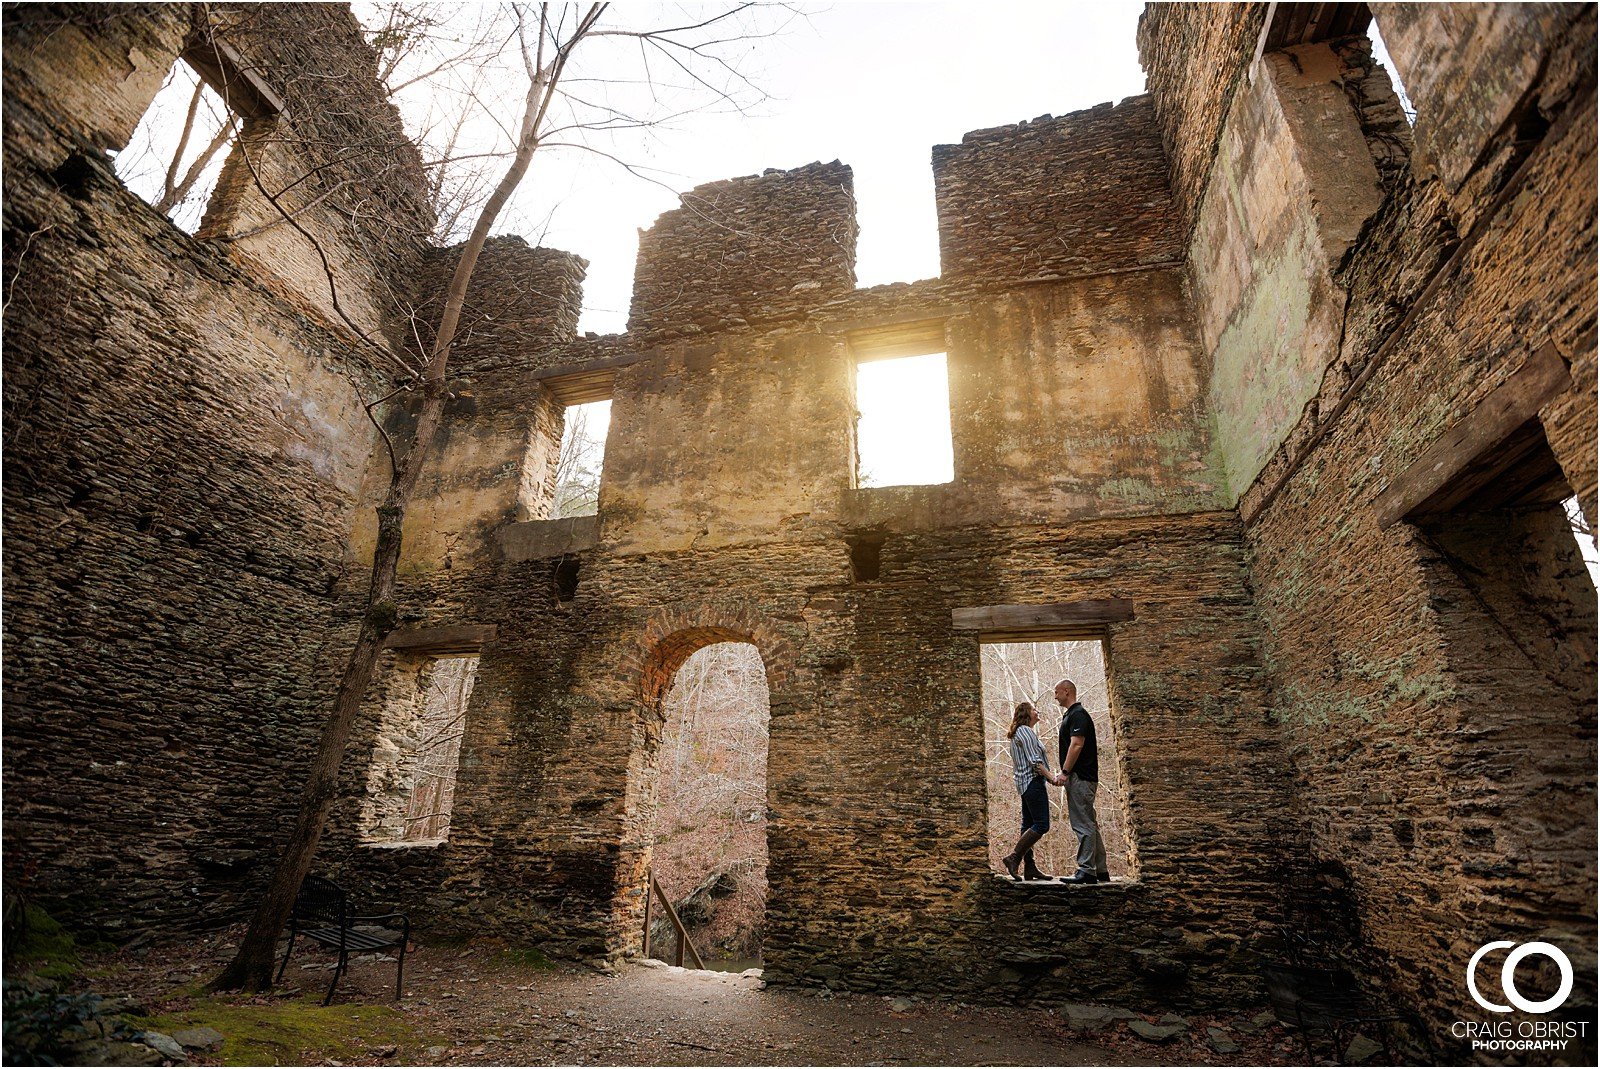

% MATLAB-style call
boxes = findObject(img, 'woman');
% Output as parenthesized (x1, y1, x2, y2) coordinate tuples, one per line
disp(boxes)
(1002, 701, 1066, 881)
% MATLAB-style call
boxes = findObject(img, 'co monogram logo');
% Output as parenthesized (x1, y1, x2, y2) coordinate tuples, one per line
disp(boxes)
(1467, 941, 1573, 1014)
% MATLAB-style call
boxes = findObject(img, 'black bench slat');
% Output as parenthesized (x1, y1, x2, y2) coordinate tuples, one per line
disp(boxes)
(301, 927, 399, 951)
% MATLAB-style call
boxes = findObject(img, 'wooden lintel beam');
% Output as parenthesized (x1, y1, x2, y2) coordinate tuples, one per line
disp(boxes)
(183, 38, 287, 120)
(533, 352, 641, 403)
(823, 308, 968, 336)
(384, 624, 496, 655)
(1374, 342, 1572, 528)
(952, 599, 1135, 637)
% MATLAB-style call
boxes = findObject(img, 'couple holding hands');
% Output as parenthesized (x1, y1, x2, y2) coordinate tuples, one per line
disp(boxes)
(1002, 678, 1109, 884)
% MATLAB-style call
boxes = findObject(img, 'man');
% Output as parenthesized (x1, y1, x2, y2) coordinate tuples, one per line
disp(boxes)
(1054, 678, 1109, 884)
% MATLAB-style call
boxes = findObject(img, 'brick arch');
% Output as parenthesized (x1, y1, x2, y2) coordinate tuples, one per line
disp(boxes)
(622, 601, 794, 713)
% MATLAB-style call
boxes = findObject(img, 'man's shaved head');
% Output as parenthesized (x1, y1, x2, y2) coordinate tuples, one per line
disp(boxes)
(1054, 679, 1077, 706)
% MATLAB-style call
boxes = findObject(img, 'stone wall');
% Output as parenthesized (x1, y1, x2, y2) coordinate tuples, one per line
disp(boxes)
(1144, 0, 1598, 1048)
(409, 237, 588, 377)
(200, 3, 434, 350)
(320, 503, 1295, 1010)
(1, 2, 424, 930)
(1188, 38, 1392, 499)
(628, 162, 858, 340)
(932, 97, 1182, 286)
(1137, 2, 1268, 240)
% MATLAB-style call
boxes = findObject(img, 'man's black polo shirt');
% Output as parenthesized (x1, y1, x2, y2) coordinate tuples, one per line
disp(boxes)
(1059, 702, 1099, 782)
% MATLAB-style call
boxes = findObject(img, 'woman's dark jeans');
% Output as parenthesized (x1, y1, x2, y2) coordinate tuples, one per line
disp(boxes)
(1019, 775, 1051, 835)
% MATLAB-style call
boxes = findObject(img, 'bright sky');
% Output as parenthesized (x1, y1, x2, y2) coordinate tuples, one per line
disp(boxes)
(123, 2, 1150, 489)
(856, 353, 953, 486)
(425, 1, 1150, 335)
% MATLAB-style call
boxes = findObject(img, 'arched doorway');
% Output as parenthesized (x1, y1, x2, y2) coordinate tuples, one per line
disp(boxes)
(641, 641, 770, 969)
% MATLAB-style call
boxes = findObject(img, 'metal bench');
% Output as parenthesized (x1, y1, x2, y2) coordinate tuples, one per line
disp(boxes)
(1263, 961, 1401, 1064)
(275, 875, 410, 1005)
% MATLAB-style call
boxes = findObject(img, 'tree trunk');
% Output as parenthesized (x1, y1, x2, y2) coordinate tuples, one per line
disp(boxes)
(211, 19, 577, 988)
(210, 498, 410, 990)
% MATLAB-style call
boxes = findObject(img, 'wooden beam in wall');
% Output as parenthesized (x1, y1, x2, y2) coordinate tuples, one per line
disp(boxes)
(183, 38, 287, 119)
(1374, 342, 1573, 528)
(842, 317, 952, 363)
(1261, 2, 1372, 54)
(533, 353, 641, 404)
(952, 599, 1135, 643)
(384, 624, 496, 655)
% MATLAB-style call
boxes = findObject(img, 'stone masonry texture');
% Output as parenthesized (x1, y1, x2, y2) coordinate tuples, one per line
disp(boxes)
(3, 3, 1595, 1059)
(932, 97, 1183, 286)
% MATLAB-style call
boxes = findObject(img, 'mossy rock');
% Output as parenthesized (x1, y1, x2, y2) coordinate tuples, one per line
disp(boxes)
(137, 997, 437, 1067)
(502, 946, 556, 971)
(5, 905, 83, 983)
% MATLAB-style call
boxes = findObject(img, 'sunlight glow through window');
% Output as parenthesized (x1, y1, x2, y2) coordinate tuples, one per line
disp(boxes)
(855, 352, 954, 488)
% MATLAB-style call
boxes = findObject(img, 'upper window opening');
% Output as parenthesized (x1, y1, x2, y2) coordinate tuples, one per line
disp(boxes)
(853, 350, 954, 488)
(554, 398, 611, 518)
(1564, 495, 1599, 591)
(1364, 18, 1416, 126)
(113, 58, 239, 234)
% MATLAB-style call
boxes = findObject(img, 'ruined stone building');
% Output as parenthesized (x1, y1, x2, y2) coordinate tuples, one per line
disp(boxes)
(3, 0, 1595, 1053)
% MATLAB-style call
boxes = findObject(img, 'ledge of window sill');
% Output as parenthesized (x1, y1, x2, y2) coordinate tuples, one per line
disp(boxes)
(990, 873, 1139, 891)
(497, 513, 599, 562)
(360, 838, 447, 850)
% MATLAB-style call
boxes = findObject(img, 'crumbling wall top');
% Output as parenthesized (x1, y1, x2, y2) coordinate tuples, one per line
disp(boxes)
(411, 236, 588, 377)
(628, 160, 857, 341)
(931, 95, 1182, 288)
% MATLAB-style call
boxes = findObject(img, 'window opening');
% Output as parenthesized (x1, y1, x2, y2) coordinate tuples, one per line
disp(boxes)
(553, 399, 611, 518)
(980, 639, 1132, 882)
(554, 556, 581, 602)
(1364, 18, 1415, 125)
(854, 351, 954, 488)
(646, 642, 770, 971)
(362, 653, 477, 844)
(113, 58, 239, 233)
(1563, 495, 1599, 591)
(1410, 437, 1596, 898)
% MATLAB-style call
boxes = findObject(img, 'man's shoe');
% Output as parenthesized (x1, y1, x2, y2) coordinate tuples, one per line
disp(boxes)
(1059, 873, 1100, 884)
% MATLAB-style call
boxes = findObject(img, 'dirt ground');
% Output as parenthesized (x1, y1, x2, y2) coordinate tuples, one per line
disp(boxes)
(87, 931, 1314, 1067)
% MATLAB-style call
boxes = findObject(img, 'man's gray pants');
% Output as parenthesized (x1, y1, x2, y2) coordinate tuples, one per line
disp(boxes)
(1066, 773, 1108, 878)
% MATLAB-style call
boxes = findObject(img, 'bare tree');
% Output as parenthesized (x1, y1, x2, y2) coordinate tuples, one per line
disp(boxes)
(212, 1, 793, 992)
